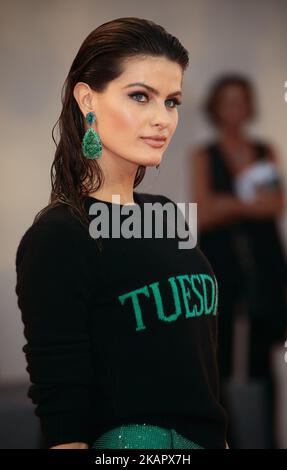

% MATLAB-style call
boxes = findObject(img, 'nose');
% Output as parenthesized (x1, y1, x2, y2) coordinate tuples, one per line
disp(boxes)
(151, 104, 173, 129)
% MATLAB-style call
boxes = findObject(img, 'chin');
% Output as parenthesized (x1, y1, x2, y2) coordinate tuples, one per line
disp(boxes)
(120, 153, 161, 168)
(141, 160, 161, 168)
(137, 155, 162, 167)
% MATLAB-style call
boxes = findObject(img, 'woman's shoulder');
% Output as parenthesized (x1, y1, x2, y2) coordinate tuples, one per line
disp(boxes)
(185, 141, 218, 173)
(15, 202, 89, 268)
(20, 202, 82, 240)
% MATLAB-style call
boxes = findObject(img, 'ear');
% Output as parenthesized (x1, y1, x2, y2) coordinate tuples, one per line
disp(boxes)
(73, 82, 95, 117)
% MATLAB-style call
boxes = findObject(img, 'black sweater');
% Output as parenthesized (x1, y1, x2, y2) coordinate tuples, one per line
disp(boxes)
(15, 191, 227, 449)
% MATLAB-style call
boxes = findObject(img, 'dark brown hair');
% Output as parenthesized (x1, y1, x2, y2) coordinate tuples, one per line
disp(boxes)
(33, 17, 189, 233)
(204, 73, 256, 127)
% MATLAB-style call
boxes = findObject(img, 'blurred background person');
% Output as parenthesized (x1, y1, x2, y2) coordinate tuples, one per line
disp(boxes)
(191, 74, 287, 448)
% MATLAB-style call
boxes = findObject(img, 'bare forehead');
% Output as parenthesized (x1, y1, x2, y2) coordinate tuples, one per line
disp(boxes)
(220, 84, 248, 97)
(123, 56, 181, 77)
(116, 56, 183, 93)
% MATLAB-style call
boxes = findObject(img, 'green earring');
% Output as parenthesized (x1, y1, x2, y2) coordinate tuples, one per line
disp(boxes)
(82, 111, 102, 159)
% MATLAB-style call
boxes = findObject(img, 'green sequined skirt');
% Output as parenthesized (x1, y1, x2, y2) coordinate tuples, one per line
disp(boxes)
(92, 423, 204, 449)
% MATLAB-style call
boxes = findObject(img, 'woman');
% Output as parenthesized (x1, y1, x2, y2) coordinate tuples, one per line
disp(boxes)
(192, 74, 287, 448)
(15, 17, 228, 449)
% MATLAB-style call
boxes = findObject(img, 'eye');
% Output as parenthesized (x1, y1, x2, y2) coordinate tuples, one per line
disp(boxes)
(128, 92, 182, 108)
(166, 98, 182, 108)
(129, 92, 149, 103)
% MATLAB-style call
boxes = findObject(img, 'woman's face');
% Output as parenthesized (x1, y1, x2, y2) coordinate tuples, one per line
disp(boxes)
(86, 55, 183, 168)
(215, 84, 251, 129)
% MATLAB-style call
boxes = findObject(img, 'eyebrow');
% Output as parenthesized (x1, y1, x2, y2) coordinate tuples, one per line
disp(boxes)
(123, 82, 182, 98)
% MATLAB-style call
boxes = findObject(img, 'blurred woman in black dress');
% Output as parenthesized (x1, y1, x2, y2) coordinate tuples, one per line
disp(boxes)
(191, 74, 287, 448)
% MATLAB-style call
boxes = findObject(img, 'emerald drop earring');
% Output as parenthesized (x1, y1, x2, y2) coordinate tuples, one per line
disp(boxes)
(82, 111, 102, 159)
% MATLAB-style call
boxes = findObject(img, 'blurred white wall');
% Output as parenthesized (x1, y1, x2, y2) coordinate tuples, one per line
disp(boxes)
(1, 0, 287, 444)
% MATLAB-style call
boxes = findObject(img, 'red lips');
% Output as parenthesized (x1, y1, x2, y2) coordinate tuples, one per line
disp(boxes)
(141, 135, 167, 142)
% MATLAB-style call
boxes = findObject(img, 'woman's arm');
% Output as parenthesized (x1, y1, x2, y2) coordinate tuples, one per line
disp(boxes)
(15, 217, 96, 449)
(50, 442, 89, 449)
(191, 146, 286, 231)
(191, 148, 250, 231)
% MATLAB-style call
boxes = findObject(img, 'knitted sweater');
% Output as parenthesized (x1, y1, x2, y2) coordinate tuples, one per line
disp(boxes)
(15, 191, 227, 448)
